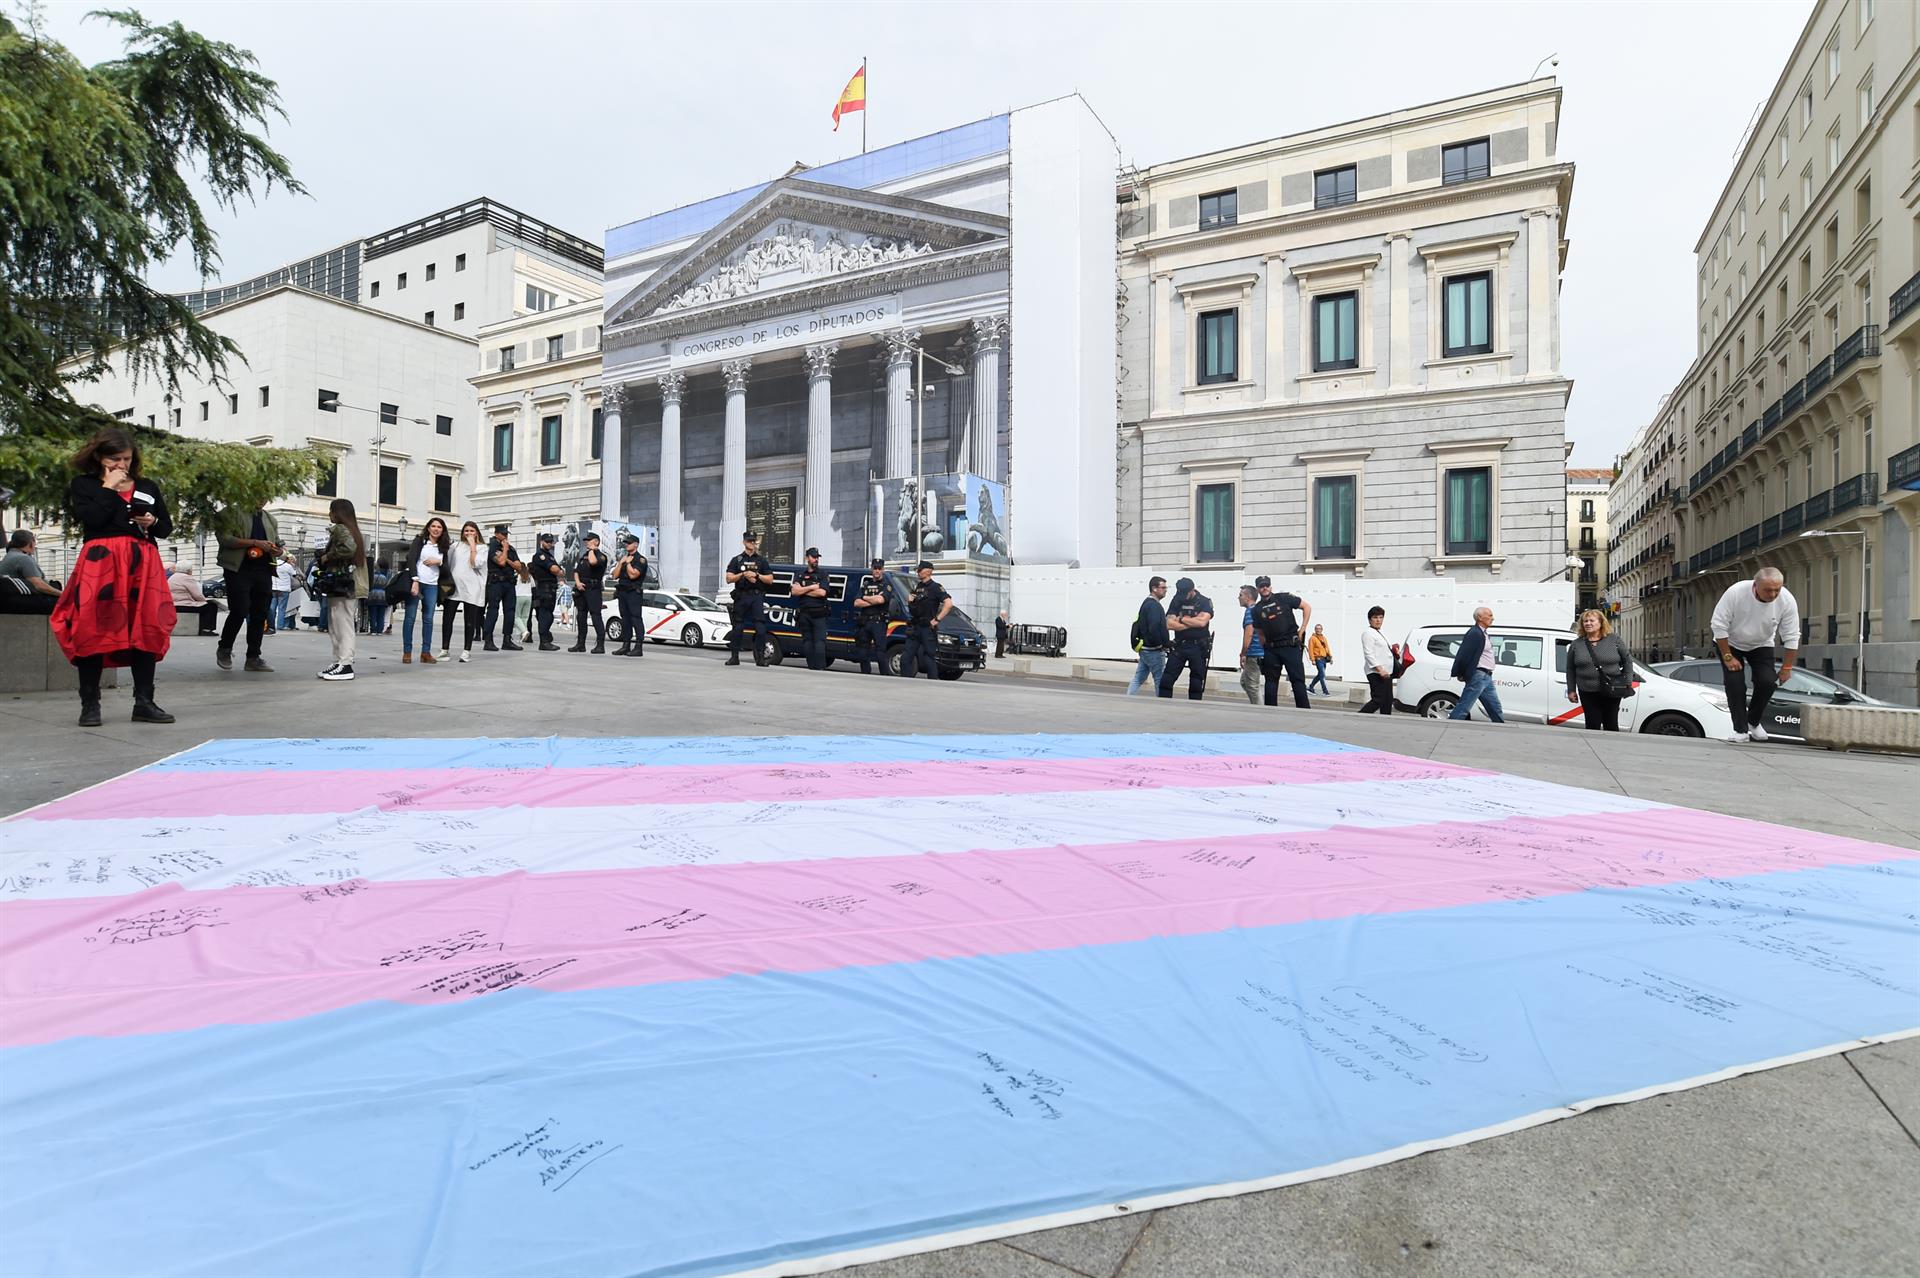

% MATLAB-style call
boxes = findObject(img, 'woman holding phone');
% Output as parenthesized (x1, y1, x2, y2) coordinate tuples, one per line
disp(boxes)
(447, 521, 489, 662)
(399, 516, 449, 664)
(52, 427, 178, 726)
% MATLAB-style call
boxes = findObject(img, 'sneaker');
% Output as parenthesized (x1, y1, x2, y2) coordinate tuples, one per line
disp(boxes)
(501, 641, 524, 652)
(458, 651, 470, 663)
(538, 642, 560, 652)
(1724, 733, 1750, 744)
(244, 657, 273, 673)
(316, 663, 340, 679)
(319, 664, 355, 681)
(437, 650, 451, 662)
(1747, 725, 1770, 743)
(215, 648, 233, 671)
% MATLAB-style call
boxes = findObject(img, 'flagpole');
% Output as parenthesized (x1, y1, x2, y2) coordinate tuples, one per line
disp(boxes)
(861, 57, 868, 154)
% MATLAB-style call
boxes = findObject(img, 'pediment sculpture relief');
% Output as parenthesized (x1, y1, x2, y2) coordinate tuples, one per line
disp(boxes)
(657, 225, 936, 314)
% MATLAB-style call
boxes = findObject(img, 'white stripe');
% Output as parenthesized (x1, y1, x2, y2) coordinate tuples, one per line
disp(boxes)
(0, 776, 1663, 902)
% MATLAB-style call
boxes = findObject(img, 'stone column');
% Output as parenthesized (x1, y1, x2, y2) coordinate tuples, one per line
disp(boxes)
(568, 380, 586, 472)
(657, 370, 687, 585)
(1526, 209, 1557, 375)
(968, 316, 1006, 482)
(1387, 233, 1412, 389)
(720, 358, 752, 549)
(804, 343, 837, 558)
(598, 383, 623, 519)
(884, 328, 920, 478)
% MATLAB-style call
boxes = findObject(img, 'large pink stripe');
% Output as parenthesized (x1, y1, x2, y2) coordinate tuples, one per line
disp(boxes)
(1, 807, 1908, 1048)
(23, 752, 1483, 819)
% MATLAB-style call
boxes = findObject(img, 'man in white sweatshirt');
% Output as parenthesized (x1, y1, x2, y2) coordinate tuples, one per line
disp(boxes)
(1710, 567, 1800, 743)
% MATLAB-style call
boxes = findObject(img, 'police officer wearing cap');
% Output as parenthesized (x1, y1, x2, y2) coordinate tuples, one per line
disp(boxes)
(724, 529, 772, 667)
(1157, 576, 1214, 700)
(1249, 575, 1312, 708)
(612, 534, 649, 657)
(852, 557, 893, 675)
(567, 532, 608, 653)
(901, 560, 950, 679)
(528, 533, 564, 651)
(790, 547, 833, 670)
(483, 523, 524, 652)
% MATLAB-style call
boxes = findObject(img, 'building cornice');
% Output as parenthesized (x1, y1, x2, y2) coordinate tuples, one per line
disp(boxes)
(1133, 376, 1573, 431)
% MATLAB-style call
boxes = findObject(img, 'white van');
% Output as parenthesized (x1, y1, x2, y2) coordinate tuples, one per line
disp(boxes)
(1393, 624, 1738, 739)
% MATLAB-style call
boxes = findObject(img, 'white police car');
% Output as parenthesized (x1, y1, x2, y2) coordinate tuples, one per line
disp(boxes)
(1393, 623, 1738, 738)
(602, 590, 733, 647)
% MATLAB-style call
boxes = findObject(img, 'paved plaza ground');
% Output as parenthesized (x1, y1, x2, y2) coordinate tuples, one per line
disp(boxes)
(2, 627, 1915, 1278)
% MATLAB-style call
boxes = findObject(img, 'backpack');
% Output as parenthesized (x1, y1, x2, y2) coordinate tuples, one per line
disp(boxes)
(367, 571, 389, 606)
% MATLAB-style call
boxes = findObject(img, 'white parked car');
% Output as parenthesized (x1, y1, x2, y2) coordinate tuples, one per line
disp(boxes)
(603, 589, 733, 647)
(1392, 624, 1739, 739)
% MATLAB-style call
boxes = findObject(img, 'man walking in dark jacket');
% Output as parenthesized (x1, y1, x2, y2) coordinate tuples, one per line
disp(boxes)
(1448, 606, 1506, 723)
(1126, 577, 1169, 696)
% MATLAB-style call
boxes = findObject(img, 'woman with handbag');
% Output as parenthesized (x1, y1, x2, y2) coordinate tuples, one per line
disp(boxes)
(51, 427, 178, 726)
(447, 521, 489, 663)
(1565, 608, 1635, 732)
(398, 517, 448, 664)
(316, 498, 369, 681)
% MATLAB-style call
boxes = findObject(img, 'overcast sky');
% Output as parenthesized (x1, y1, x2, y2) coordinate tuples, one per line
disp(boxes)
(44, 0, 1812, 466)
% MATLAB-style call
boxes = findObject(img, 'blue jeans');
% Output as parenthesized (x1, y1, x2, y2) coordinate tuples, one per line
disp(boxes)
(1309, 658, 1330, 694)
(1450, 669, 1506, 722)
(270, 592, 289, 630)
(1127, 648, 1166, 695)
(401, 583, 439, 654)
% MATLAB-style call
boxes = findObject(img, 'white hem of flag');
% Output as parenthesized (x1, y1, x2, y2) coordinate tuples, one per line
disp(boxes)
(725, 1025, 1920, 1278)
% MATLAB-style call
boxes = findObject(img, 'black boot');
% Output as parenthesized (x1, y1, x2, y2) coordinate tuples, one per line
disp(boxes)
(591, 640, 606, 654)
(725, 653, 741, 666)
(131, 697, 175, 724)
(614, 641, 631, 656)
(539, 641, 560, 652)
(77, 696, 102, 728)
(567, 639, 586, 652)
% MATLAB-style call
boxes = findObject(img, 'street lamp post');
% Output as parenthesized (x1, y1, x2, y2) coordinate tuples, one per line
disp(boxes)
(907, 343, 967, 556)
(319, 397, 429, 567)
(1799, 529, 1868, 690)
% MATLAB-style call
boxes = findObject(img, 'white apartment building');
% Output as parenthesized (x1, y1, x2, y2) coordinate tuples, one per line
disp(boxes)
(468, 300, 606, 533)
(1668, 0, 1919, 702)
(1606, 408, 1683, 661)
(1116, 79, 1574, 583)
(1567, 467, 1611, 614)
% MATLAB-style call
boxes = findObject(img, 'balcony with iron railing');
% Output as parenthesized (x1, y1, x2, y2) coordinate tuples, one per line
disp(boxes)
(1892, 270, 1920, 331)
(1830, 471, 1878, 514)
(1892, 442, 1920, 492)
(1689, 326, 1880, 501)
(1833, 324, 1879, 375)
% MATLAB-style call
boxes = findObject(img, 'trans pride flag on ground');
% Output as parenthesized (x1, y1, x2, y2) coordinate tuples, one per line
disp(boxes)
(1, 732, 1914, 1276)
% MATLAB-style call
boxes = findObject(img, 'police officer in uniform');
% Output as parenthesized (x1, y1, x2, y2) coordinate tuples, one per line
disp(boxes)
(612, 534, 649, 657)
(1157, 576, 1214, 700)
(901, 560, 950, 679)
(483, 524, 524, 652)
(852, 557, 893, 675)
(1249, 575, 1312, 708)
(791, 546, 833, 670)
(724, 529, 772, 667)
(567, 531, 608, 653)
(527, 533, 563, 651)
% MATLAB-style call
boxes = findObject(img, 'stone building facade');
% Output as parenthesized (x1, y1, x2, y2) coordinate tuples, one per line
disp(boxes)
(1607, 410, 1684, 660)
(1567, 467, 1612, 615)
(467, 299, 606, 537)
(1116, 79, 1574, 585)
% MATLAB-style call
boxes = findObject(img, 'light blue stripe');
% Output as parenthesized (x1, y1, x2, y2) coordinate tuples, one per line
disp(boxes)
(151, 731, 1366, 772)
(2, 860, 1913, 1277)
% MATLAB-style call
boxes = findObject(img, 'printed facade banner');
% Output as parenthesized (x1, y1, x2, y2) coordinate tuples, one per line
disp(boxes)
(870, 473, 1006, 563)
(1, 732, 1914, 1277)
(540, 519, 658, 574)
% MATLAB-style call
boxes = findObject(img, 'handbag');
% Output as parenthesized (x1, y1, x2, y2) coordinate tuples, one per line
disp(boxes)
(1583, 637, 1635, 698)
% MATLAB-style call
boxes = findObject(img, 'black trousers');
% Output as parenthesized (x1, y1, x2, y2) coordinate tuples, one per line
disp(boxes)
(1259, 644, 1310, 708)
(901, 623, 939, 678)
(483, 580, 516, 644)
(800, 614, 829, 669)
(1360, 672, 1395, 714)
(729, 595, 768, 657)
(532, 590, 557, 644)
(220, 569, 273, 657)
(78, 652, 155, 702)
(616, 592, 644, 653)
(439, 593, 461, 650)
(854, 615, 888, 674)
(1159, 644, 1208, 700)
(1721, 646, 1778, 734)
(460, 602, 483, 651)
(1579, 691, 1621, 731)
(186, 601, 219, 633)
(574, 593, 605, 647)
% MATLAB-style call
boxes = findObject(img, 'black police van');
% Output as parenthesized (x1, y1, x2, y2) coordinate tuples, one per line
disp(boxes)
(746, 562, 988, 678)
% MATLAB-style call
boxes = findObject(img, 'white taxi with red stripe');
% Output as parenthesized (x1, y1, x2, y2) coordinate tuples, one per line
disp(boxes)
(605, 590, 734, 648)
(1392, 624, 1739, 739)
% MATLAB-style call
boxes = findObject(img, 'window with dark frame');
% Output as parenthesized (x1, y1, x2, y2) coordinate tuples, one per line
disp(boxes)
(433, 473, 453, 512)
(499, 346, 515, 371)
(1314, 165, 1357, 208)
(1444, 466, 1493, 555)
(425, 311, 435, 328)
(591, 406, 604, 460)
(379, 402, 398, 425)
(540, 414, 563, 466)
(318, 389, 337, 412)
(258, 386, 269, 407)
(315, 459, 338, 498)
(227, 392, 239, 413)
(1313, 475, 1357, 559)
(1312, 291, 1359, 370)
(547, 335, 564, 361)
(199, 401, 209, 421)
(1198, 189, 1237, 229)
(425, 263, 436, 282)
(492, 421, 513, 472)
(1196, 308, 1239, 384)
(1580, 499, 1595, 521)
(1442, 271, 1493, 357)
(377, 465, 398, 507)
(1442, 138, 1491, 185)
(370, 281, 380, 298)
(455, 253, 466, 272)
(397, 272, 407, 290)
(454, 302, 465, 321)
(435, 414, 452, 436)
(1195, 483, 1235, 562)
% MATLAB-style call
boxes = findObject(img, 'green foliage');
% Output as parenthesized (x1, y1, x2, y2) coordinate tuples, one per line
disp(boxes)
(0, 5, 318, 531)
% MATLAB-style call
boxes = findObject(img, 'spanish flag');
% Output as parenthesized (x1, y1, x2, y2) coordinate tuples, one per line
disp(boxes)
(831, 62, 866, 132)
